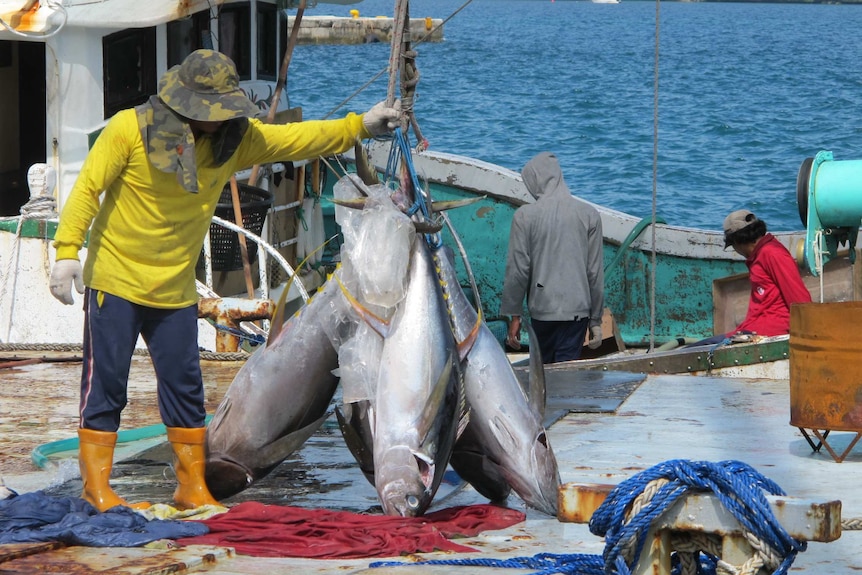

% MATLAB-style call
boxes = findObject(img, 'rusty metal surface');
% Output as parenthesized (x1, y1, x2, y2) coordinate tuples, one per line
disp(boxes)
(0, 542, 64, 562)
(0, 544, 230, 574)
(790, 302, 862, 432)
(558, 482, 614, 524)
(0, 354, 243, 476)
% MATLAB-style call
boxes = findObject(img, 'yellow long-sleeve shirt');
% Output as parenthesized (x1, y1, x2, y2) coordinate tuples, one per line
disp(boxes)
(54, 109, 369, 308)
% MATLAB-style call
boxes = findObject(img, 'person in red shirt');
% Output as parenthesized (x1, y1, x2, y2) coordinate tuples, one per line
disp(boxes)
(725, 209, 812, 336)
(689, 209, 812, 347)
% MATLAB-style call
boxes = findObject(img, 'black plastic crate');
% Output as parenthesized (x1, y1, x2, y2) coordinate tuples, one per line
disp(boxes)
(209, 183, 273, 271)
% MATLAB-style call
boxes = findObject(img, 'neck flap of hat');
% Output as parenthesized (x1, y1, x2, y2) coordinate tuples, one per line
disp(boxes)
(137, 96, 199, 193)
(136, 97, 251, 194)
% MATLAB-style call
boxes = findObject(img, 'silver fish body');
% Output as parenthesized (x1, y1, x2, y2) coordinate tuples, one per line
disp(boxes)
(435, 246, 561, 515)
(204, 278, 345, 500)
(372, 241, 462, 517)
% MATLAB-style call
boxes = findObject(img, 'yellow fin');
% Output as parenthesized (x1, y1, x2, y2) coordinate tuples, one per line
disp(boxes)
(333, 271, 391, 338)
(267, 235, 336, 347)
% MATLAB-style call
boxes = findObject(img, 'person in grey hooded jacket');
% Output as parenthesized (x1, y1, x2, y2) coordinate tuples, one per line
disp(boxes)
(500, 152, 604, 363)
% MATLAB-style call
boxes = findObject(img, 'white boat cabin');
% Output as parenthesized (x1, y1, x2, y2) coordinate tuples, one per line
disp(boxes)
(0, 0, 300, 217)
(0, 0, 324, 348)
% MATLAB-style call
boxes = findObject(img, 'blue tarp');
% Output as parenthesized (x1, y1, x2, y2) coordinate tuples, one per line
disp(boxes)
(0, 491, 208, 547)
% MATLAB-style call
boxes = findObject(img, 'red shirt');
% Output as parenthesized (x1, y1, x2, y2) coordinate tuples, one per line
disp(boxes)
(734, 234, 812, 337)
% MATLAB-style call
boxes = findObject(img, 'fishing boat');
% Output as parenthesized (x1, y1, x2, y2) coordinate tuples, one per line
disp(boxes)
(1, 0, 858, 360)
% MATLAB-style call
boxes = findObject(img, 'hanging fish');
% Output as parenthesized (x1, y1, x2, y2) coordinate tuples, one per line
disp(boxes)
(204, 277, 347, 500)
(435, 245, 561, 515)
(372, 240, 463, 517)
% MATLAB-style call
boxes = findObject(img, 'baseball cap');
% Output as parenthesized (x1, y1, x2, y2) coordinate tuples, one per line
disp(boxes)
(723, 209, 757, 247)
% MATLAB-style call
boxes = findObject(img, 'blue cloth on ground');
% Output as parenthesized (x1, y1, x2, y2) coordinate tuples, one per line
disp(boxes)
(0, 491, 208, 547)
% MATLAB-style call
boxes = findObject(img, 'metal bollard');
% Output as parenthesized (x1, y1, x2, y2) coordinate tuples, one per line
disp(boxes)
(198, 297, 274, 352)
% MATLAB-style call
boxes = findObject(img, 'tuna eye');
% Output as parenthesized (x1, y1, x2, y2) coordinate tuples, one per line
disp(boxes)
(407, 495, 420, 509)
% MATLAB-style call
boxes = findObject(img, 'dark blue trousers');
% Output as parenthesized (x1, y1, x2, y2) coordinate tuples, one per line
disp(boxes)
(530, 317, 590, 364)
(79, 289, 205, 431)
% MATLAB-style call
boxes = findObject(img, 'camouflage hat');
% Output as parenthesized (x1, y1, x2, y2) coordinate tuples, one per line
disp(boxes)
(157, 49, 258, 122)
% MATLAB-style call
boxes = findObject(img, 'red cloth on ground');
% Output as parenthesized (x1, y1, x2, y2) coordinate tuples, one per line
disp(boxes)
(176, 503, 525, 559)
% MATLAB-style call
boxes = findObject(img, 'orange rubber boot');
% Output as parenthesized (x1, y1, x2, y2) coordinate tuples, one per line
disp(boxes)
(77, 428, 149, 511)
(166, 426, 221, 510)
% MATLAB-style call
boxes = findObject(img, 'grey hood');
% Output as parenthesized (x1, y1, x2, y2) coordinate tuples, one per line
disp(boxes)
(521, 152, 568, 201)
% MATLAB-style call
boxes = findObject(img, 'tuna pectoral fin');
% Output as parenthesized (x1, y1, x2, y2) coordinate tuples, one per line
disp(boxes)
(455, 309, 483, 362)
(334, 271, 391, 338)
(254, 410, 332, 472)
(451, 425, 511, 502)
(335, 402, 376, 485)
(268, 237, 337, 347)
(415, 352, 456, 445)
(526, 322, 547, 418)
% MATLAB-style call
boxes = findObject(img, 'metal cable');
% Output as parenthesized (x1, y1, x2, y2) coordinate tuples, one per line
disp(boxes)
(649, 0, 661, 353)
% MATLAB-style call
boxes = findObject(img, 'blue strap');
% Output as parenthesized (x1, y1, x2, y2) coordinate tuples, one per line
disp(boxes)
(384, 128, 441, 250)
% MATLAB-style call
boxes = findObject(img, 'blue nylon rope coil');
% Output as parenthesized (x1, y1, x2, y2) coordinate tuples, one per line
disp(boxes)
(369, 459, 807, 575)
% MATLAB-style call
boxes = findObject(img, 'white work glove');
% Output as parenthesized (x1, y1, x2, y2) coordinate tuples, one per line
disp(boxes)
(49, 259, 84, 305)
(587, 325, 603, 349)
(362, 100, 401, 136)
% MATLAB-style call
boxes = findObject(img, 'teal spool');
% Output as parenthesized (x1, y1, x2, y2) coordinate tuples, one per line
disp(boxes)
(811, 153, 862, 227)
(800, 151, 862, 276)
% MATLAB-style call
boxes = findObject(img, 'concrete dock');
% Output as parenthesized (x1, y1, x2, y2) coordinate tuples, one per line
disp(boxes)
(3, 357, 862, 573)
(285, 16, 444, 45)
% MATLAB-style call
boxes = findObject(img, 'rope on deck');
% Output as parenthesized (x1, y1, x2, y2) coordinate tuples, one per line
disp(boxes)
(0, 342, 249, 362)
(370, 459, 812, 575)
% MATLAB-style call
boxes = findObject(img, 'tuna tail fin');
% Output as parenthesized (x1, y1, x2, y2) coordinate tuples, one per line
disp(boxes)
(354, 137, 380, 187)
(327, 196, 368, 210)
(268, 234, 337, 347)
(430, 196, 486, 212)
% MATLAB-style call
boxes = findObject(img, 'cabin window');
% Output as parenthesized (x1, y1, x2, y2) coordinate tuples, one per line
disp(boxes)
(257, 2, 278, 81)
(102, 28, 157, 119)
(218, 3, 251, 80)
(167, 11, 213, 67)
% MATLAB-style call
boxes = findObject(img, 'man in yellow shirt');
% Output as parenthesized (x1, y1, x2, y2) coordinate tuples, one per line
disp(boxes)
(48, 49, 399, 512)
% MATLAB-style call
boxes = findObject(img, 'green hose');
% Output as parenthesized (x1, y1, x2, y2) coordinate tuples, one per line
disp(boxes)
(605, 215, 667, 276)
(31, 415, 213, 469)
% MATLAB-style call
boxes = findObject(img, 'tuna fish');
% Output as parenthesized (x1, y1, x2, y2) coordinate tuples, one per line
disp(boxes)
(372, 240, 463, 517)
(204, 277, 347, 500)
(204, 152, 558, 516)
(434, 245, 561, 515)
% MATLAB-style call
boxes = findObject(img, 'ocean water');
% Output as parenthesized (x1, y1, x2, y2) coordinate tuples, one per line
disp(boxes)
(288, 0, 862, 231)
